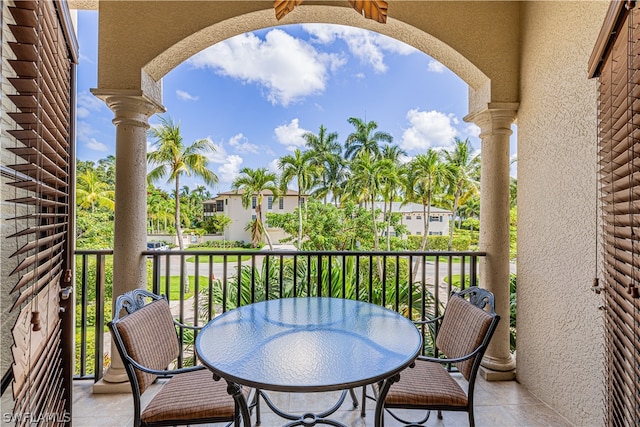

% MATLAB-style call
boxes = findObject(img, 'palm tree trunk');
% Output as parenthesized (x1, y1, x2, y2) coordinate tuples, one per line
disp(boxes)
(258, 204, 274, 249)
(175, 179, 190, 292)
(371, 195, 383, 280)
(448, 192, 460, 251)
(297, 195, 303, 249)
(385, 200, 392, 251)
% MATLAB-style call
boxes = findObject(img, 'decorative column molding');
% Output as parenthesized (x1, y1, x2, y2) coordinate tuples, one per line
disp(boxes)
(464, 103, 518, 380)
(90, 91, 164, 391)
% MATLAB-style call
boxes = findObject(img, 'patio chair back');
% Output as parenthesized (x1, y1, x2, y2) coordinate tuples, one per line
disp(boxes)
(435, 293, 495, 380)
(110, 295, 180, 394)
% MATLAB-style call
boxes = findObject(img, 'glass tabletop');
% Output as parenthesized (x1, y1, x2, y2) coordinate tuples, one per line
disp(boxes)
(196, 297, 422, 392)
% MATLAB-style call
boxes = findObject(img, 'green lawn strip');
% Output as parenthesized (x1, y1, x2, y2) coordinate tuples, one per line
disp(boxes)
(184, 247, 252, 263)
(149, 275, 204, 300)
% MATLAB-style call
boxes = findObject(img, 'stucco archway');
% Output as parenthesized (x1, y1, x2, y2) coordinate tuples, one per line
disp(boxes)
(92, 0, 518, 387)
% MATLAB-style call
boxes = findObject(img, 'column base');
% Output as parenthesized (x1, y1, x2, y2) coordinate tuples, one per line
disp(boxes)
(479, 366, 516, 381)
(92, 378, 132, 394)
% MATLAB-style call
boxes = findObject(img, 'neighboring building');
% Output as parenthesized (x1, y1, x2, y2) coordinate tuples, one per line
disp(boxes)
(203, 189, 305, 244)
(373, 202, 452, 237)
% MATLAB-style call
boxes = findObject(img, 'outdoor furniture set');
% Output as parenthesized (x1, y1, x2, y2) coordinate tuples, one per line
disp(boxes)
(108, 286, 499, 427)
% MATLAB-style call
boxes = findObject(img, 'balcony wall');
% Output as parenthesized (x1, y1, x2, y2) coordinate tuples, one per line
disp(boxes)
(517, 1, 608, 424)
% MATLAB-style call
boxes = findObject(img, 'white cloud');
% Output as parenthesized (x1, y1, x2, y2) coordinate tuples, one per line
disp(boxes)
(76, 91, 104, 118)
(427, 60, 445, 73)
(464, 123, 481, 138)
(176, 89, 199, 101)
(274, 118, 309, 151)
(217, 155, 243, 184)
(85, 138, 108, 152)
(400, 109, 458, 151)
(303, 24, 416, 73)
(268, 159, 281, 174)
(189, 29, 344, 106)
(229, 133, 259, 154)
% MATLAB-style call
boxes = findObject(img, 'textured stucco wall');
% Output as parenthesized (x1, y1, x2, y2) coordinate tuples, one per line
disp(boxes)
(517, 1, 608, 425)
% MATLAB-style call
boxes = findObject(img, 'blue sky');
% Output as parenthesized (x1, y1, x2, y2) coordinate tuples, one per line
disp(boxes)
(75, 11, 515, 194)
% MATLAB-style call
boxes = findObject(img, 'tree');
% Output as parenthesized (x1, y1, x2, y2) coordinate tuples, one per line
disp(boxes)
(407, 149, 448, 251)
(315, 155, 348, 207)
(147, 116, 218, 253)
(380, 144, 407, 250)
(231, 167, 279, 249)
(344, 117, 392, 160)
(278, 149, 316, 249)
(443, 138, 480, 250)
(303, 125, 341, 204)
(76, 168, 115, 213)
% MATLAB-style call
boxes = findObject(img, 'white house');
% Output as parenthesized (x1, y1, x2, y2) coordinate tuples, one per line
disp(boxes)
(203, 189, 304, 244)
(373, 202, 453, 237)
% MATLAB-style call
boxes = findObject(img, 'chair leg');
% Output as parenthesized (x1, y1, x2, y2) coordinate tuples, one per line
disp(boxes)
(254, 389, 261, 426)
(349, 388, 359, 408)
(438, 409, 443, 419)
(469, 407, 475, 427)
(361, 385, 367, 417)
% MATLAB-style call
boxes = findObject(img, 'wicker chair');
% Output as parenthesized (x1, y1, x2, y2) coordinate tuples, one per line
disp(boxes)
(371, 286, 500, 427)
(108, 289, 255, 427)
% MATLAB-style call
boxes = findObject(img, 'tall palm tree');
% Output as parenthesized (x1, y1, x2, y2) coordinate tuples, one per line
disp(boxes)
(443, 138, 480, 250)
(408, 149, 449, 251)
(314, 155, 348, 206)
(380, 144, 408, 250)
(303, 125, 341, 203)
(344, 117, 393, 160)
(278, 149, 316, 249)
(147, 116, 218, 252)
(77, 168, 115, 213)
(346, 152, 393, 276)
(232, 167, 279, 249)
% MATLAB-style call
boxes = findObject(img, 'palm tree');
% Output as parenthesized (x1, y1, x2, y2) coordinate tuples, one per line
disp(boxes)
(278, 149, 316, 249)
(147, 116, 218, 252)
(380, 145, 408, 250)
(314, 155, 348, 206)
(303, 125, 341, 203)
(232, 167, 279, 249)
(77, 168, 115, 213)
(443, 138, 480, 250)
(344, 117, 393, 160)
(407, 149, 449, 251)
(346, 152, 393, 276)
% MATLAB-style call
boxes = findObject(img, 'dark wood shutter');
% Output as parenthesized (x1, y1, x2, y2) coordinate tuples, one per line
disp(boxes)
(4, 0, 77, 425)
(592, 2, 640, 426)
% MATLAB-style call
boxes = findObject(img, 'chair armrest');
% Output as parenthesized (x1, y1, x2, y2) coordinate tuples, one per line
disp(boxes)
(124, 355, 207, 377)
(173, 319, 203, 331)
(412, 314, 444, 326)
(417, 344, 484, 364)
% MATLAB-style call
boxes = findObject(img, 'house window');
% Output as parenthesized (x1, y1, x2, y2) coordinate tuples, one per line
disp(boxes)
(430, 215, 440, 222)
(252, 196, 257, 209)
(216, 200, 224, 212)
(267, 196, 273, 210)
(406, 216, 411, 221)
(251, 214, 256, 220)
(416, 231, 422, 235)
(416, 215, 422, 220)
(279, 198, 284, 209)
(225, 199, 228, 205)
(299, 197, 305, 206)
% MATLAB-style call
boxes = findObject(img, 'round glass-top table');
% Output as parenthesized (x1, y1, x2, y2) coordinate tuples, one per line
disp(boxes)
(196, 297, 422, 426)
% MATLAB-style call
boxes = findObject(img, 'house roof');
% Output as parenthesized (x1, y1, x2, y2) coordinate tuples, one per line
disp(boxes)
(372, 201, 452, 214)
(204, 189, 300, 203)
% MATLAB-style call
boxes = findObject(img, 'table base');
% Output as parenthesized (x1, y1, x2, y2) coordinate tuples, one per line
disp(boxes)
(258, 389, 359, 427)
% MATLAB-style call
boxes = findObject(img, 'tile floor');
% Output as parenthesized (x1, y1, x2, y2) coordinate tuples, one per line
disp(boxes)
(71, 375, 574, 427)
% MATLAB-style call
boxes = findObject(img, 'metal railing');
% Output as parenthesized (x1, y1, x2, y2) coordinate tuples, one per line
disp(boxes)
(74, 249, 485, 381)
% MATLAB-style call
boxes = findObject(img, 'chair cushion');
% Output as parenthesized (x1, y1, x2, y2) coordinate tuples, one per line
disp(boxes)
(435, 295, 493, 380)
(141, 369, 238, 424)
(115, 299, 180, 394)
(380, 359, 468, 408)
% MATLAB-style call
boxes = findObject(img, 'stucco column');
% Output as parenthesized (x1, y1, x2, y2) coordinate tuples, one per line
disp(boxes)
(465, 103, 518, 380)
(90, 91, 164, 391)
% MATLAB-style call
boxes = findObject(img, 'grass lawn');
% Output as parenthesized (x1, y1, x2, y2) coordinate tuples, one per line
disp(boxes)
(149, 275, 204, 300)
(184, 247, 252, 263)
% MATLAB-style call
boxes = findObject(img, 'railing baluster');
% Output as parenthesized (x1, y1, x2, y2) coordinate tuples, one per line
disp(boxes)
(95, 254, 105, 382)
(80, 254, 88, 378)
(265, 255, 270, 300)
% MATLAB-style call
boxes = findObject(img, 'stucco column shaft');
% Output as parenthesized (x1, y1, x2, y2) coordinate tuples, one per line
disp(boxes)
(90, 93, 163, 389)
(465, 104, 517, 379)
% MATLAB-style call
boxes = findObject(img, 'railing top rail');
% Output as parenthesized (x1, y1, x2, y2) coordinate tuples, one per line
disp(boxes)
(138, 250, 486, 257)
(74, 249, 114, 255)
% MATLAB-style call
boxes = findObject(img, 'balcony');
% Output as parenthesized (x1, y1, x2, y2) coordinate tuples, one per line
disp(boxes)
(68, 249, 569, 426)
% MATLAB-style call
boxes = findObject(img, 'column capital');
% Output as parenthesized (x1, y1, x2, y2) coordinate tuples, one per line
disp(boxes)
(90, 89, 165, 128)
(464, 103, 519, 137)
